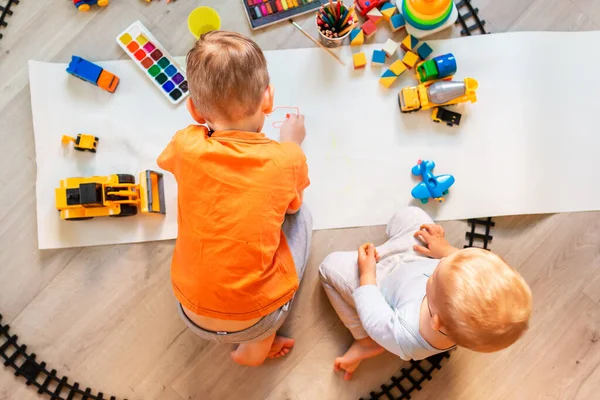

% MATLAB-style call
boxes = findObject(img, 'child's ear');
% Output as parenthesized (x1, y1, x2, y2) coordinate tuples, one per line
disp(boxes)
(187, 97, 207, 124)
(261, 84, 275, 114)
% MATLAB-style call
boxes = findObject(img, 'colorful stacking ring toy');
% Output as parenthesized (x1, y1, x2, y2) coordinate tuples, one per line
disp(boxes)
(402, 0, 454, 31)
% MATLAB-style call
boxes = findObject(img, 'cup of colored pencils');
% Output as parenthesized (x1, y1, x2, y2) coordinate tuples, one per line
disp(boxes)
(315, 0, 356, 48)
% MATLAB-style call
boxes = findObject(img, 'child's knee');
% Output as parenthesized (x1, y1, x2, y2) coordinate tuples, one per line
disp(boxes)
(387, 207, 432, 236)
(318, 252, 344, 283)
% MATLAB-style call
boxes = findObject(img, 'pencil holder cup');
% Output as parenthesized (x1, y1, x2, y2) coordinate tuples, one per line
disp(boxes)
(315, 4, 352, 48)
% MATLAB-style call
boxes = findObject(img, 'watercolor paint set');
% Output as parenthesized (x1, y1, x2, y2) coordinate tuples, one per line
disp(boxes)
(116, 21, 188, 105)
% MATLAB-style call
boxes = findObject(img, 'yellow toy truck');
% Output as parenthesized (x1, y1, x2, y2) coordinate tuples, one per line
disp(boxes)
(55, 170, 166, 221)
(398, 78, 478, 113)
(62, 134, 99, 152)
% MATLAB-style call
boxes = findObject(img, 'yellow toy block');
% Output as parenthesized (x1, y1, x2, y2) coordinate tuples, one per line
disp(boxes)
(379, 76, 397, 89)
(401, 34, 419, 52)
(389, 59, 407, 76)
(353, 52, 367, 69)
(402, 51, 420, 69)
(380, 2, 397, 21)
(350, 28, 365, 46)
(382, 39, 398, 57)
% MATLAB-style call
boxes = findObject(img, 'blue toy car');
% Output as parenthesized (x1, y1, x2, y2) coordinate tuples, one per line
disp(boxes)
(73, 0, 109, 12)
(411, 160, 455, 204)
(66, 55, 119, 93)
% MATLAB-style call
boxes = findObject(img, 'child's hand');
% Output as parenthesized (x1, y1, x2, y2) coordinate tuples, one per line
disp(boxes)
(358, 243, 380, 286)
(279, 114, 306, 146)
(413, 224, 458, 259)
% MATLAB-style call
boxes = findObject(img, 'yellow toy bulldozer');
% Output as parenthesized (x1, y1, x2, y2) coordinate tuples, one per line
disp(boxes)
(55, 170, 166, 220)
(62, 134, 99, 153)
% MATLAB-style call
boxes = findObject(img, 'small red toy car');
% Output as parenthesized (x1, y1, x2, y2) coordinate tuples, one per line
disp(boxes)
(355, 0, 386, 16)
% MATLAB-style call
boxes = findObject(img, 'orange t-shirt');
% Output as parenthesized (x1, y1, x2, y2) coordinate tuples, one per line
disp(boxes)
(157, 125, 310, 320)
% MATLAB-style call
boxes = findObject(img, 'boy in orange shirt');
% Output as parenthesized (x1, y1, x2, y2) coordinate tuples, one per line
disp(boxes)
(157, 32, 311, 366)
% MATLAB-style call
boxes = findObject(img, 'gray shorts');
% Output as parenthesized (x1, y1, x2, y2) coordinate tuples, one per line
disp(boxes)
(178, 206, 313, 344)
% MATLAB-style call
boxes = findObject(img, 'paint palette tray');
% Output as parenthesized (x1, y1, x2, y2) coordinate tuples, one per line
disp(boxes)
(116, 21, 188, 105)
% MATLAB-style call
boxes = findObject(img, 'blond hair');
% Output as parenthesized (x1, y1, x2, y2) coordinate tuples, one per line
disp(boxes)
(437, 248, 532, 352)
(186, 31, 270, 122)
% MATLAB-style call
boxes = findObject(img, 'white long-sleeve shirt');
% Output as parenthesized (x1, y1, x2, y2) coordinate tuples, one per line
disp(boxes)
(353, 258, 454, 360)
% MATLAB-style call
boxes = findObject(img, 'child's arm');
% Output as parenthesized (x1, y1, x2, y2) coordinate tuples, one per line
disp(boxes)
(353, 243, 412, 360)
(280, 115, 309, 214)
(413, 224, 459, 259)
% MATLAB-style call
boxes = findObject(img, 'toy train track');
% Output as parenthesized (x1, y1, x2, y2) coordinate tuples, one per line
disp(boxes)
(455, 0, 487, 36)
(0, 0, 19, 40)
(0, 314, 123, 400)
(464, 217, 495, 250)
(360, 352, 450, 400)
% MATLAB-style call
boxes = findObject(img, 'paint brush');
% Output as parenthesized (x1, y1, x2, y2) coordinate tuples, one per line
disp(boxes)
(289, 20, 345, 66)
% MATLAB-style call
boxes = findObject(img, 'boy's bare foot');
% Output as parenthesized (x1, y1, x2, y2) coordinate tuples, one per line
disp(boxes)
(231, 333, 276, 367)
(334, 337, 385, 381)
(267, 336, 295, 359)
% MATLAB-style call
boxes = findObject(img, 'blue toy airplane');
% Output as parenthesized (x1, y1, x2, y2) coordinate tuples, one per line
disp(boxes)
(411, 160, 455, 204)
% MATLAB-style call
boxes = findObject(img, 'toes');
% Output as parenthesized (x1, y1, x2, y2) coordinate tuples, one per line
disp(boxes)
(344, 371, 353, 381)
(334, 359, 343, 372)
(280, 337, 295, 348)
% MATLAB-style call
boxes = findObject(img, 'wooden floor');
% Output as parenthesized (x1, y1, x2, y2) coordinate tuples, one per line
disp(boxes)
(1, 0, 599, 399)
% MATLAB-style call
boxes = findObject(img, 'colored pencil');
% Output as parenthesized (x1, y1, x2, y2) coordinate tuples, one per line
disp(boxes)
(337, 22, 353, 37)
(289, 20, 345, 66)
(316, 1, 355, 40)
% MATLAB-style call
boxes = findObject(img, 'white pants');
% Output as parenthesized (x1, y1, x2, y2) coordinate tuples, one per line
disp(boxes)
(318, 207, 433, 339)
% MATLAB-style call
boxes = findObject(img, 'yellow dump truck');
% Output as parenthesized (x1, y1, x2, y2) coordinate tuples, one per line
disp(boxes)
(55, 170, 165, 220)
(398, 78, 478, 113)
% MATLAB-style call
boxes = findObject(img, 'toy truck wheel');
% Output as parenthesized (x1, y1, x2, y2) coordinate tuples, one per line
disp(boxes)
(65, 217, 94, 221)
(111, 204, 138, 218)
(442, 190, 449, 196)
(98, 0, 109, 6)
(78, 4, 90, 11)
(117, 174, 135, 184)
(420, 199, 428, 204)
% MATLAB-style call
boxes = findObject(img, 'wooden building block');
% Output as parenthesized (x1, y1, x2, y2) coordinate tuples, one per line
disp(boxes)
(366, 7, 383, 25)
(372, 49, 387, 67)
(350, 28, 365, 46)
(361, 20, 377, 39)
(353, 52, 367, 69)
(379, 69, 398, 88)
(402, 51, 419, 69)
(417, 42, 433, 59)
(389, 59, 407, 76)
(382, 39, 398, 57)
(380, 2, 397, 21)
(401, 34, 419, 51)
(390, 13, 406, 32)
